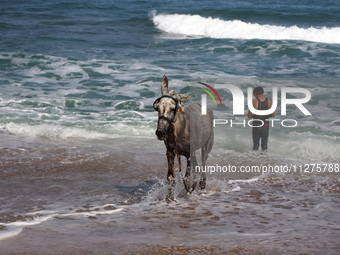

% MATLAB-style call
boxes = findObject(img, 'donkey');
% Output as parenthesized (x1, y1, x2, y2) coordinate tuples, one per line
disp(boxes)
(153, 75, 214, 192)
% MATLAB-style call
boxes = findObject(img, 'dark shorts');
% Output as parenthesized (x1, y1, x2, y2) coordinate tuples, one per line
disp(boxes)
(252, 125, 269, 151)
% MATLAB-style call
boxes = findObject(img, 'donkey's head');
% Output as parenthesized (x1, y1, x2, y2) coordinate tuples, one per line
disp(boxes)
(153, 75, 191, 140)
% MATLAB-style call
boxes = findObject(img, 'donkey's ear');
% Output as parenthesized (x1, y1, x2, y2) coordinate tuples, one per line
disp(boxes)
(176, 94, 192, 103)
(161, 75, 169, 95)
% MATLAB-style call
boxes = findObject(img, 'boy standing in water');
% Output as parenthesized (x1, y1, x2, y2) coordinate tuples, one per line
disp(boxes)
(248, 87, 275, 151)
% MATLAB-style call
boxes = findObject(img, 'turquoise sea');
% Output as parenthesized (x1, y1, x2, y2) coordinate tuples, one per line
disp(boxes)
(0, 0, 339, 254)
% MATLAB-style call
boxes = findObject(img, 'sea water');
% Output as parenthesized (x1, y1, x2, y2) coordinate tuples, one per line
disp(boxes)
(0, 0, 339, 254)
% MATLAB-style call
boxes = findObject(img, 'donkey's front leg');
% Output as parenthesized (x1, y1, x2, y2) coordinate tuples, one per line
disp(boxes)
(166, 150, 175, 185)
(165, 149, 176, 201)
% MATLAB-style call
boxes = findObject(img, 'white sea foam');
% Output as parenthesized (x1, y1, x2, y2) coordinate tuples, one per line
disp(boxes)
(213, 127, 340, 163)
(0, 227, 23, 241)
(1, 123, 114, 140)
(0, 214, 56, 241)
(0, 205, 123, 241)
(270, 131, 340, 162)
(151, 11, 340, 44)
(0, 122, 156, 141)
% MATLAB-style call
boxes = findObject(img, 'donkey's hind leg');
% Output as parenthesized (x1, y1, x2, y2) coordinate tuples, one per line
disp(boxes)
(200, 132, 214, 189)
(190, 152, 199, 193)
(199, 146, 207, 190)
(183, 157, 191, 192)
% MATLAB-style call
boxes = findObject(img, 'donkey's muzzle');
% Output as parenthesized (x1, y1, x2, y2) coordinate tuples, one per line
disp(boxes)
(155, 129, 165, 140)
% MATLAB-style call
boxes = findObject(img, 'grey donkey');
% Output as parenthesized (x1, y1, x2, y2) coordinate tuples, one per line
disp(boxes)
(153, 75, 214, 193)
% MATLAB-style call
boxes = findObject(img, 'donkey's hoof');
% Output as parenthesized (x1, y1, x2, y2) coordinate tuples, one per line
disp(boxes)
(199, 179, 206, 190)
(167, 176, 176, 186)
(189, 181, 198, 194)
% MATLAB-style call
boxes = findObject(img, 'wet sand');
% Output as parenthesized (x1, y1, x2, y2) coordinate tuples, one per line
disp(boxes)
(0, 135, 339, 255)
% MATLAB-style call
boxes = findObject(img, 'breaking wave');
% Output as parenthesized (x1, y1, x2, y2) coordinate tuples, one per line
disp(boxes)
(151, 11, 340, 44)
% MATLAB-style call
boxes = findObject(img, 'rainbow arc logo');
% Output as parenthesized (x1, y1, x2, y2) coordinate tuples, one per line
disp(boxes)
(198, 82, 222, 115)
(198, 82, 223, 106)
